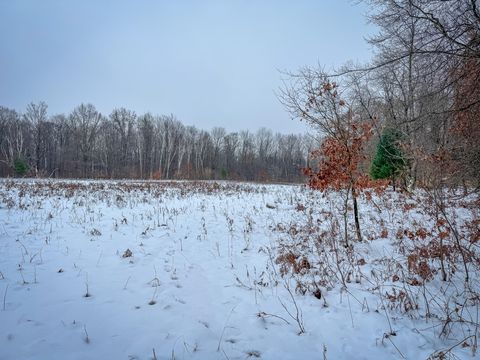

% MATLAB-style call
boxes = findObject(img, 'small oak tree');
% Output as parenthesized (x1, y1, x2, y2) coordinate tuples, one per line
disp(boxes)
(280, 70, 384, 245)
(304, 117, 377, 245)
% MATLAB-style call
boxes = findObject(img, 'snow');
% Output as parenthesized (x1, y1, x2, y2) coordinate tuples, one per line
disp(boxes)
(0, 179, 477, 360)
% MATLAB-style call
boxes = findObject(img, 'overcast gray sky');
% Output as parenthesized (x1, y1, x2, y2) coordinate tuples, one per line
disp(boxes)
(0, 0, 374, 133)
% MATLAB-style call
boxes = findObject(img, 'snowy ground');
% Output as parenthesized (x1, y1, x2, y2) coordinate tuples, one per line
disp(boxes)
(0, 179, 477, 360)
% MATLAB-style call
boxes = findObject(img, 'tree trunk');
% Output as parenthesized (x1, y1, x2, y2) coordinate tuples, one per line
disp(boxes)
(343, 188, 350, 247)
(352, 186, 362, 242)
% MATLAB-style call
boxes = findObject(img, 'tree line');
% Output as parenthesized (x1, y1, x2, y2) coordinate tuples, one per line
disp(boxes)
(0, 102, 315, 181)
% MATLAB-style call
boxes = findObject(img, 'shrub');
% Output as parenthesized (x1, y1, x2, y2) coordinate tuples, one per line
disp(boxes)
(13, 157, 28, 176)
(370, 129, 406, 184)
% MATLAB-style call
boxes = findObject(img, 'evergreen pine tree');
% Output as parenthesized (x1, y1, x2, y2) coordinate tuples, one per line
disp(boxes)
(14, 157, 29, 176)
(370, 129, 405, 185)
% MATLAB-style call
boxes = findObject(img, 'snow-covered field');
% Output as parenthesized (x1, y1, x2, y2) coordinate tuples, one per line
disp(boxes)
(0, 179, 478, 360)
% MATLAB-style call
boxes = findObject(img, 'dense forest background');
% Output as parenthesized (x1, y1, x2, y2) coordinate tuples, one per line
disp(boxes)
(0, 104, 314, 181)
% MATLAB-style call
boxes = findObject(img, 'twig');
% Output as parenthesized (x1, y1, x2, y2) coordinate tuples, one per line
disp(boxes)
(279, 282, 305, 334)
(84, 273, 91, 297)
(123, 276, 131, 290)
(221, 348, 231, 360)
(83, 325, 90, 344)
(17, 240, 28, 256)
(429, 334, 476, 359)
(217, 305, 237, 352)
(96, 250, 103, 267)
(384, 333, 405, 359)
(346, 291, 354, 328)
(3, 284, 8, 311)
(256, 311, 291, 325)
(377, 284, 394, 336)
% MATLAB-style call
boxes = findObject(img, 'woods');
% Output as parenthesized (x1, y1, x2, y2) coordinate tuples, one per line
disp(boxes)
(280, 0, 479, 193)
(0, 103, 313, 182)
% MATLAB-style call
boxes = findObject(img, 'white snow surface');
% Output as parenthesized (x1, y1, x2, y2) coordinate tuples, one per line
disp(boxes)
(0, 179, 477, 360)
